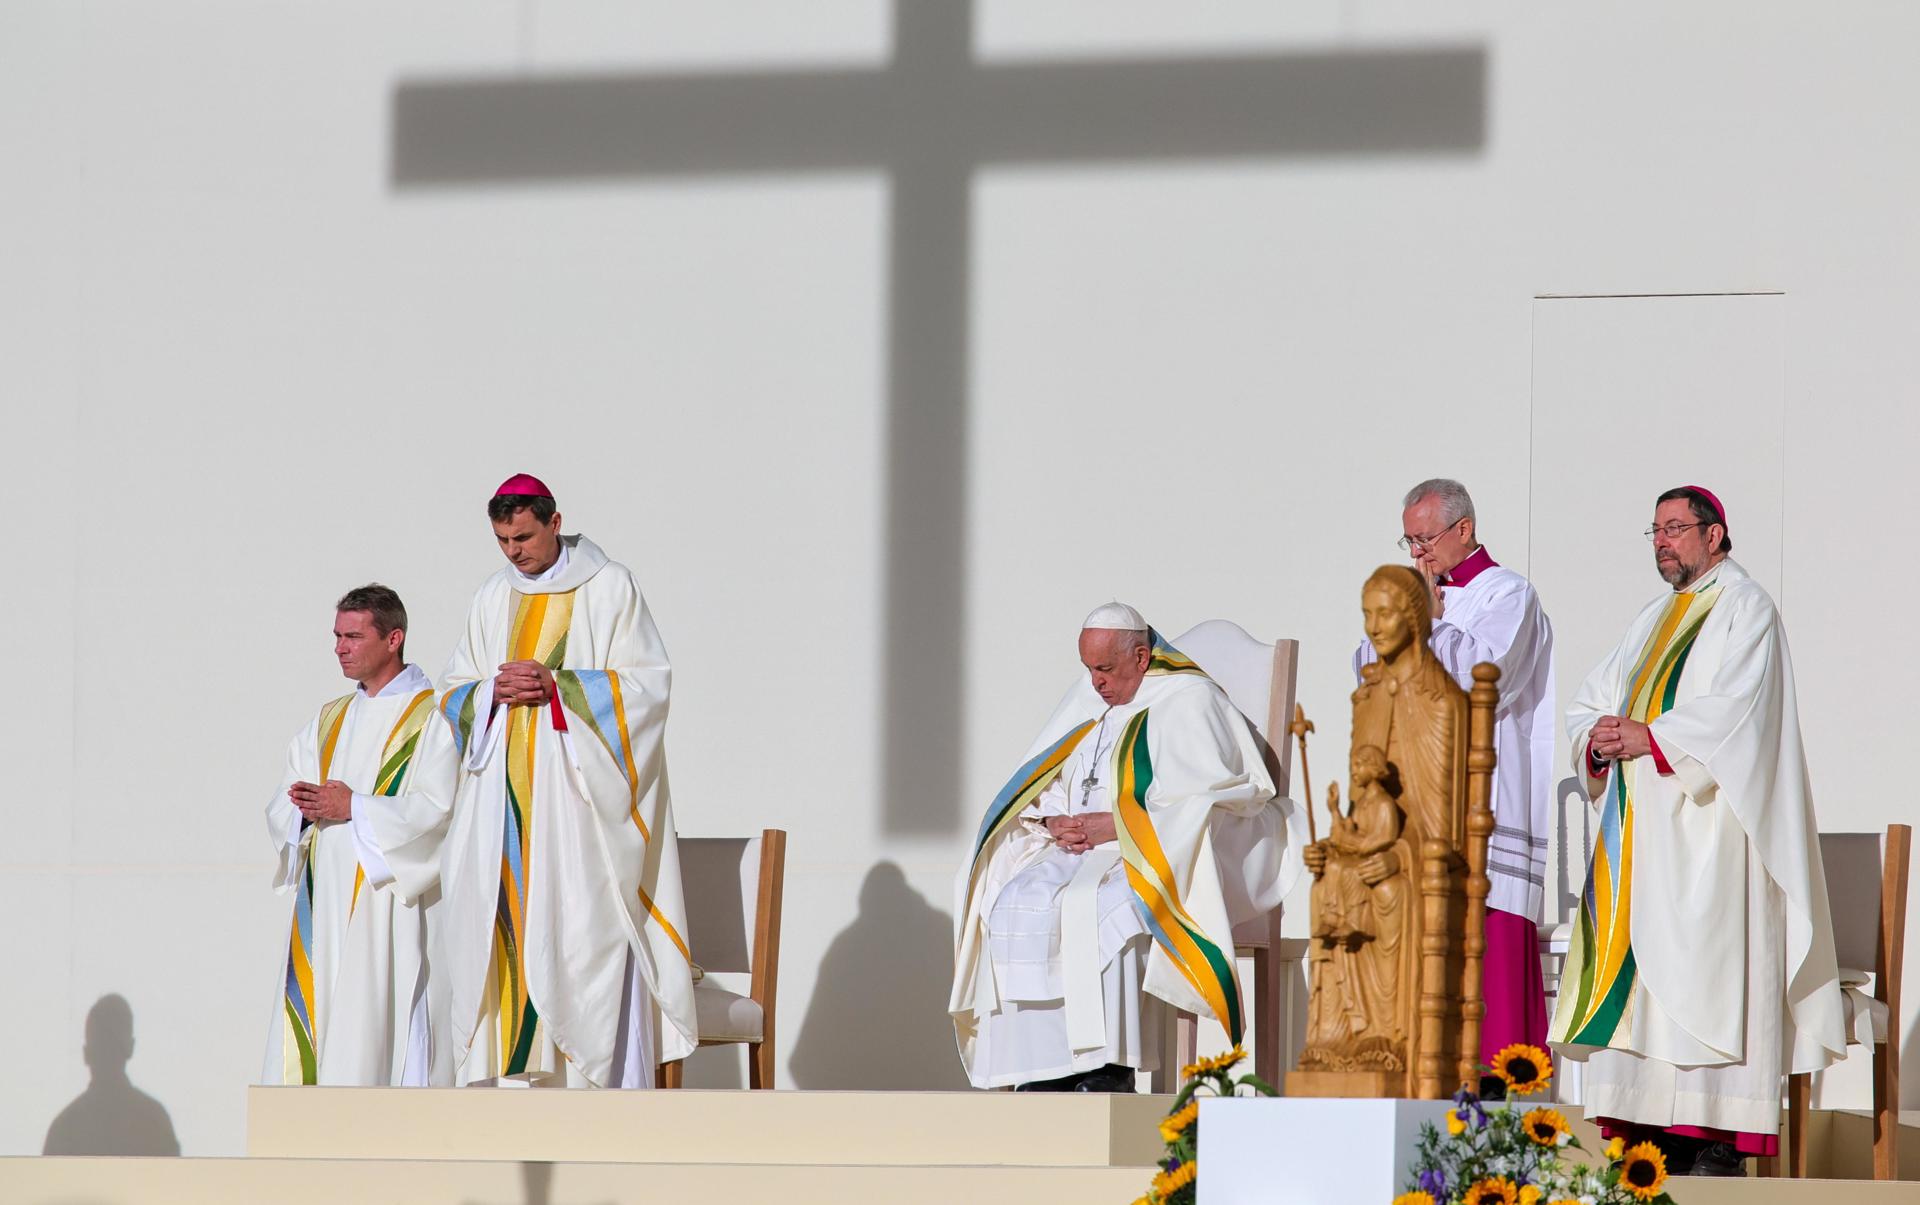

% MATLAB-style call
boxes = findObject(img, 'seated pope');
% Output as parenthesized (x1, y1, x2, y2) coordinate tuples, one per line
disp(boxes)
(951, 603, 1302, 1091)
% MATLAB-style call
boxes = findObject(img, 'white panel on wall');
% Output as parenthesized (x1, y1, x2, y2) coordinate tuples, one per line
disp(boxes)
(1527, 292, 1786, 917)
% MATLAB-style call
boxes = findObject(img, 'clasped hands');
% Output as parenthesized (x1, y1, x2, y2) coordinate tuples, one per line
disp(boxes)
(290, 779, 353, 823)
(1044, 812, 1118, 853)
(1589, 714, 1652, 761)
(496, 659, 556, 707)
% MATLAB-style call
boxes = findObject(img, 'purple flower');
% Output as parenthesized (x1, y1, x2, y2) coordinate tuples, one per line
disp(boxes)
(1419, 1168, 1447, 1197)
(1450, 1086, 1488, 1131)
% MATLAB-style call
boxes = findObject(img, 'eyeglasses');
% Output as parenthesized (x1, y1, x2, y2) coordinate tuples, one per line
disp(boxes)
(1644, 521, 1708, 541)
(1397, 519, 1463, 552)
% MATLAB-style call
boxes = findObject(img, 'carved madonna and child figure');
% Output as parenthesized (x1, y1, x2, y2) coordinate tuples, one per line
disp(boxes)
(1291, 565, 1500, 1100)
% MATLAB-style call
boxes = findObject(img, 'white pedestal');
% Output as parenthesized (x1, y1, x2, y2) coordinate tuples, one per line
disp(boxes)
(1197, 1097, 1452, 1205)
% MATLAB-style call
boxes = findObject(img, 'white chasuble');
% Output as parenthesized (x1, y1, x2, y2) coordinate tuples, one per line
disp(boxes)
(1354, 552, 1556, 922)
(1551, 559, 1845, 1134)
(952, 635, 1303, 1086)
(438, 535, 696, 1088)
(262, 664, 458, 1086)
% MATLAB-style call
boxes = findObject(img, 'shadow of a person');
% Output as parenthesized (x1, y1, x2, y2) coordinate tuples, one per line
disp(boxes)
(43, 994, 180, 1156)
(788, 861, 970, 1089)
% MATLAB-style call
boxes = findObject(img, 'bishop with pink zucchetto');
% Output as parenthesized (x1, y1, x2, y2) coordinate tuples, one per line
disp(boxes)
(434, 474, 697, 1088)
(1551, 485, 1846, 1176)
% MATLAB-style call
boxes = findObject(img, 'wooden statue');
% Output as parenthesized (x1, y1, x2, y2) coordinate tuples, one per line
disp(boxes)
(1288, 564, 1498, 1100)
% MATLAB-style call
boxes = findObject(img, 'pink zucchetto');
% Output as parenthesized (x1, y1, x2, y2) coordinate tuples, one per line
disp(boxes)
(1679, 484, 1726, 530)
(494, 473, 553, 498)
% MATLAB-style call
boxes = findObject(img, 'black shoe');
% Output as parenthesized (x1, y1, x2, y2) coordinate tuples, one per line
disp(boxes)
(1014, 1071, 1078, 1092)
(1071, 1064, 1137, 1093)
(1654, 1134, 1701, 1177)
(1477, 1075, 1507, 1102)
(1688, 1141, 1747, 1177)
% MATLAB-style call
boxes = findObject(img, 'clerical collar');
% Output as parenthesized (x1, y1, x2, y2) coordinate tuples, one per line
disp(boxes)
(361, 662, 431, 698)
(1441, 546, 1497, 588)
(1677, 560, 1726, 594)
(515, 542, 571, 584)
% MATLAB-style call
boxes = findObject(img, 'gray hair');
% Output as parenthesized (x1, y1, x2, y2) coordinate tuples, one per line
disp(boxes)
(1403, 478, 1476, 527)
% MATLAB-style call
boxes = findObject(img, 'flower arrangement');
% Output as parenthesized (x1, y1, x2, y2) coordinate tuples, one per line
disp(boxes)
(1396, 1045, 1676, 1205)
(1133, 1046, 1277, 1205)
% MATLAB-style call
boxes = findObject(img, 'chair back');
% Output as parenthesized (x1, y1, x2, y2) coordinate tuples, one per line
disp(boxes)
(1169, 619, 1300, 790)
(679, 832, 780, 975)
(1820, 832, 1889, 974)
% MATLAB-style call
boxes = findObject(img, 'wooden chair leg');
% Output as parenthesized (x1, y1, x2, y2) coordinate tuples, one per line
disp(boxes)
(1874, 1031, 1899, 1180)
(1754, 1154, 1778, 1178)
(1786, 1072, 1810, 1177)
(1252, 945, 1280, 1087)
(1176, 1010, 1199, 1074)
(658, 1058, 685, 1089)
(749, 1040, 775, 1090)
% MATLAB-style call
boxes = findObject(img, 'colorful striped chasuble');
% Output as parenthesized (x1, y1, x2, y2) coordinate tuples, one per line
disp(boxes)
(280, 686, 437, 1085)
(965, 636, 1250, 1041)
(494, 589, 575, 1076)
(1555, 579, 1724, 1049)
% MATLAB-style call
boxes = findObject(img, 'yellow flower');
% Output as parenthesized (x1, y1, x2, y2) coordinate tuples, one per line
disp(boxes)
(1461, 1177, 1519, 1205)
(1603, 1136, 1626, 1161)
(1518, 1188, 1542, 1205)
(1158, 1099, 1200, 1144)
(1521, 1107, 1571, 1147)
(1392, 1193, 1437, 1205)
(1447, 1111, 1468, 1136)
(1161, 1160, 1198, 1193)
(1488, 1044, 1553, 1096)
(1180, 1046, 1248, 1079)
(1619, 1141, 1668, 1201)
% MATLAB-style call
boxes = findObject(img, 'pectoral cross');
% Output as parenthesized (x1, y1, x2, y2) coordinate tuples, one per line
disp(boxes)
(1079, 766, 1102, 809)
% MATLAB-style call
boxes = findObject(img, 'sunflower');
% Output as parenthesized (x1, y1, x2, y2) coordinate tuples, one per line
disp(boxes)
(1488, 1044, 1553, 1096)
(1521, 1107, 1572, 1147)
(1160, 1160, 1198, 1193)
(1460, 1177, 1519, 1205)
(1179, 1046, 1247, 1079)
(1618, 1141, 1668, 1201)
(1158, 1100, 1200, 1144)
(1392, 1193, 1436, 1205)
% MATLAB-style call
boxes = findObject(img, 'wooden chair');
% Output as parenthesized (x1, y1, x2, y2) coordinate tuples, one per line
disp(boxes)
(1766, 824, 1909, 1179)
(1157, 620, 1301, 1091)
(657, 829, 787, 1089)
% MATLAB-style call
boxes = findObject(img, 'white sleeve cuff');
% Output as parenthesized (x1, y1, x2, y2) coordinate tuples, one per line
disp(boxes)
(348, 797, 397, 889)
(1669, 750, 1717, 803)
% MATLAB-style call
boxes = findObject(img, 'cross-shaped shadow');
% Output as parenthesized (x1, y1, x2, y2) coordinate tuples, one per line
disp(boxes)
(391, 3, 1486, 834)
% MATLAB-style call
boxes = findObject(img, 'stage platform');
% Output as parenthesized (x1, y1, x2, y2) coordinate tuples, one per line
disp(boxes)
(2, 1090, 1916, 1205)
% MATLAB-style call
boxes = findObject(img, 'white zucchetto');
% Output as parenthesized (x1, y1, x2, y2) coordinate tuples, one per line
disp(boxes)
(1082, 601, 1148, 632)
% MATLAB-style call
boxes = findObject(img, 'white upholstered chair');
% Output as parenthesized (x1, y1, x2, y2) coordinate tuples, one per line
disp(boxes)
(1154, 620, 1304, 1091)
(1762, 824, 1910, 1180)
(657, 829, 787, 1089)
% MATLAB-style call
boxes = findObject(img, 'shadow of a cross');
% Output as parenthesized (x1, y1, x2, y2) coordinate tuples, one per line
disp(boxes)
(391, 3, 1486, 834)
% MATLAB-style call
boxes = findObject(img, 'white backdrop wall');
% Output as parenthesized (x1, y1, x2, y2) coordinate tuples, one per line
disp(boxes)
(2, 1, 1916, 1156)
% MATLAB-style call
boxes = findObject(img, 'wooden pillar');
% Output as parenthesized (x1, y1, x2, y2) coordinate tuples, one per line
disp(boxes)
(1459, 663, 1500, 1088)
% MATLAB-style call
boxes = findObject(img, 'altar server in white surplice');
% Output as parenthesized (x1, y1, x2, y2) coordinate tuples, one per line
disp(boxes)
(952, 604, 1302, 1091)
(1551, 486, 1845, 1177)
(1353, 478, 1556, 1091)
(263, 584, 458, 1086)
(437, 474, 697, 1088)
